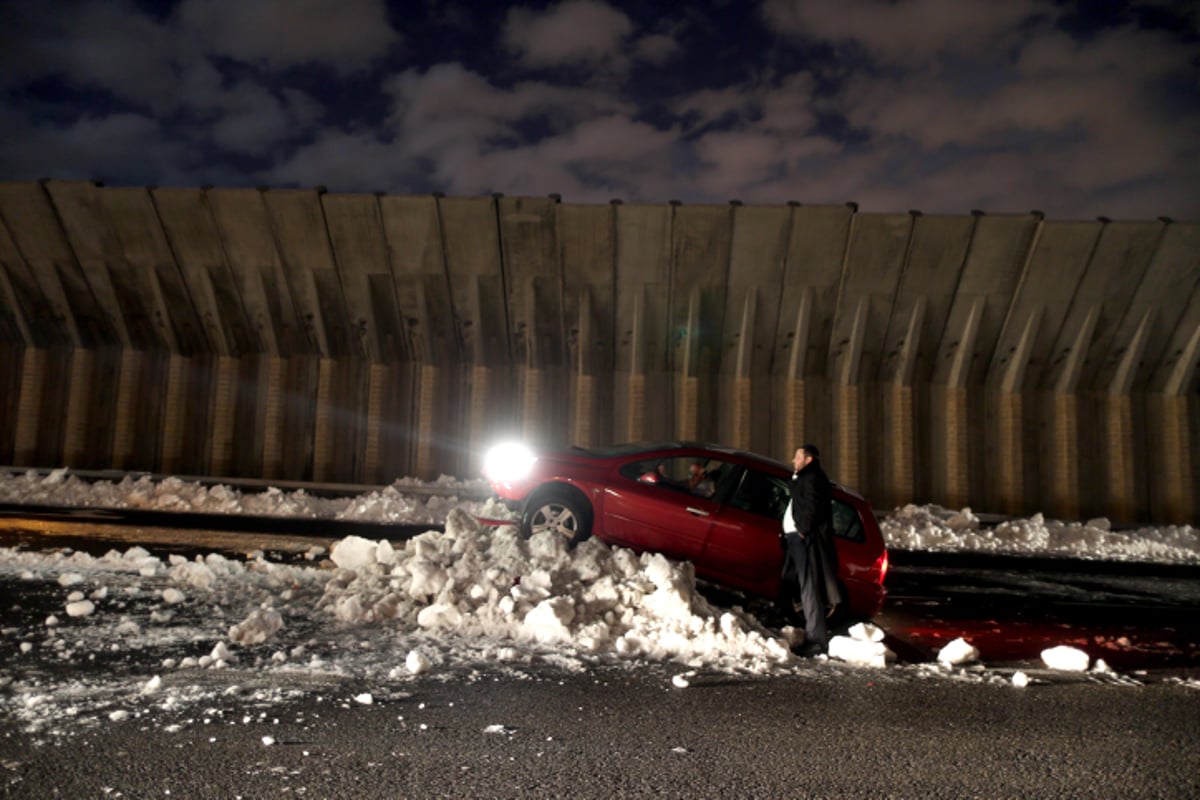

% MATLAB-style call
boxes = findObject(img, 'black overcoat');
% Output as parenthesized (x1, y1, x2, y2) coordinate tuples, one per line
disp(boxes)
(786, 461, 845, 608)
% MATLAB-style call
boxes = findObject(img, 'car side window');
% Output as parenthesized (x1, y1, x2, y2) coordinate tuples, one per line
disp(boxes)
(619, 456, 733, 500)
(831, 499, 865, 543)
(725, 468, 790, 521)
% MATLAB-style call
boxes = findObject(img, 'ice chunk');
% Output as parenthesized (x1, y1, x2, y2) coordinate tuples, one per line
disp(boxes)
(1041, 645, 1089, 671)
(937, 637, 979, 665)
(66, 600, 95, 617)
(229, 608, 283, 645)
(406, 650, 430, 674)
(828, 635, 894, 668)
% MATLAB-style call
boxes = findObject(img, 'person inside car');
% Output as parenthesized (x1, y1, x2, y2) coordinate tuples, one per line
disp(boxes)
(688, 460, 716, 497)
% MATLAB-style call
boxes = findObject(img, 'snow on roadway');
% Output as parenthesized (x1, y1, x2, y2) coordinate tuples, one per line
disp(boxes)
(1, 469, 1198, 740)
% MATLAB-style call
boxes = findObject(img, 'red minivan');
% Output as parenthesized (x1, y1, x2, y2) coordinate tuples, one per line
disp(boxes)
(484, 441, 888, 620)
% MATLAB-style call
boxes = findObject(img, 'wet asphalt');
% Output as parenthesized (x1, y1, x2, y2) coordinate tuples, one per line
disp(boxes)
(3, 662, 1199, 799)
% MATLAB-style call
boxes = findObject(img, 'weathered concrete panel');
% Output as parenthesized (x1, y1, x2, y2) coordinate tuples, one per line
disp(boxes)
(989, 221, 1102, 391)
(614, 203, 673, 442)
(1135, 222, 1200, 394)
(558, 203, 615, 447)
(497, 196, 568, 446)
(206, 189, 298, 356)
(378, 196, 459, 476)
(439, 196, 507, 366)
(988, 220, 1102, 514)
(770, 204, 853, 466)
(932, 214, 1040, 386)
(152, 188, 256, 357)
(720, 204, 790, 452)
(44, 181, 158, 350)
(879, 213, 975, 506)
(831, 213, 913, 383)
(828, 212, 913, 493)
(438, 196, 510, 469)
(881, 214, 975, 385)
(0, 181, 104, 347)
(498, 196, 563, 367)
(0, 342, 20, 461)
(0, 262, 32, 347)
(100, 187, 208, 355)
(322, 194, 394, 363)
(0, 219, 49, 346)
(1052, 221, 1165, 392)
(378, 196, 458, 365)
(670, 204, 733, 441)
(262, 190, 353, 358)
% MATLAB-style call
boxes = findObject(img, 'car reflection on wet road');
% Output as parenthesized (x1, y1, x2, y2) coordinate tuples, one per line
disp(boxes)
(876, 552, 1200, 672)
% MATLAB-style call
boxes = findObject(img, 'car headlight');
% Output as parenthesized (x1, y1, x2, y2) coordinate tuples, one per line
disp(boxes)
(483, 443, 537, 483)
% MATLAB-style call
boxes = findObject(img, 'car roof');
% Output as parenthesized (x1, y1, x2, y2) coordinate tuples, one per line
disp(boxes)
(578, 441, 791, 471)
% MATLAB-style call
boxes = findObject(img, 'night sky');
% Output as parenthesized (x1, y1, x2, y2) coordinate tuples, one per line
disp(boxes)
(1, 0, 1197, 220)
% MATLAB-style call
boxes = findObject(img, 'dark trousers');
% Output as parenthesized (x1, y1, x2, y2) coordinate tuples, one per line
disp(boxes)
(782, 532, 827, 647)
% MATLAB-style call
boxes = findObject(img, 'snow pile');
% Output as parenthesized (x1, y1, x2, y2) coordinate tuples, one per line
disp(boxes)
(1, 508, 799, 735)
(883, 505, 1200, 564)
(318, 509, 791, 672)
(0, 469, 489, 524)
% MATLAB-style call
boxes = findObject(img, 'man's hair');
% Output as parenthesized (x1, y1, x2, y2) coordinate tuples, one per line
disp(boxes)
(801, 444, 820, 460)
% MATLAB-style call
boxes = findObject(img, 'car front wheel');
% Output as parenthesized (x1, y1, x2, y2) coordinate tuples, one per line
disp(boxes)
(523, 490, 592, 546)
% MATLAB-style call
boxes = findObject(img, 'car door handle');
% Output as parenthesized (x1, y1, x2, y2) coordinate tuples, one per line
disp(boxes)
(685, 507, 710, 517)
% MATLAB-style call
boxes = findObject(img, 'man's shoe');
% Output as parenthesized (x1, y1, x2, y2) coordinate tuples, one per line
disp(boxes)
(797, 641, 826, 658)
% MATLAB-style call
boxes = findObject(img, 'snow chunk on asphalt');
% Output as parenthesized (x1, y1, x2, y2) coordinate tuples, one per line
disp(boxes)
(330, 536, 381, 571)
(161, 588, 186, 605)
(1042, 645, 1090, 671)
(66, 599, 95, 617)
(829, 624, 894, 668)
(937, 637, 979, 665)
(406, 651, 431, 674)
(229, 608, 283, 645)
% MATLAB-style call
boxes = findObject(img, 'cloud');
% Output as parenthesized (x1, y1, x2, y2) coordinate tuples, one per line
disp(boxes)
(261, 130, 426, 193)
(0, 1, 213, 112)
(0, 112, 190, 186)
(175, 0, 399, 75)
(209, 83, 323, 156)
(503, 0, 635, 69)
(384, 63, 632, 151)
(633, 33, 682, 65)
(760, 0, 1045, 66)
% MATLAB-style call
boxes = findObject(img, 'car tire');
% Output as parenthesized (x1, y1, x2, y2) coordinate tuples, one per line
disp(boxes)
(522, 489, 592, 546)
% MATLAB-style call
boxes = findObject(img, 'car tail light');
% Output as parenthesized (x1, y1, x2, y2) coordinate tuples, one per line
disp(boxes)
(872, 550, 889, 585)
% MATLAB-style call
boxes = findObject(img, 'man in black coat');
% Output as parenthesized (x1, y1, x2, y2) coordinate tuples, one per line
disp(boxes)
(781, 444, 844, 655)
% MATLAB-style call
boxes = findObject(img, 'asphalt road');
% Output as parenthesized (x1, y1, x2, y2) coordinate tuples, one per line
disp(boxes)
(3, 663, 1198, 799)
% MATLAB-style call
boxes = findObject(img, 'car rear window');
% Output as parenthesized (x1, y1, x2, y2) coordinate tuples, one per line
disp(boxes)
(831, 499, 865, 543)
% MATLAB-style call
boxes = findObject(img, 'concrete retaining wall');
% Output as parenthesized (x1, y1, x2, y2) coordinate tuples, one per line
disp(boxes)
(1, 181, 1196, 523)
